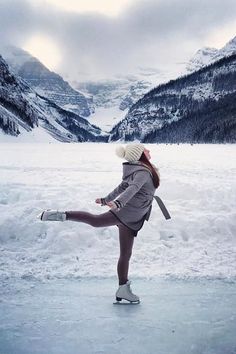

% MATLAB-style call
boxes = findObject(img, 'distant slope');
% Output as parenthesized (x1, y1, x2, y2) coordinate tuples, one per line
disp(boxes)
(75, 66, 182, 131)
(1, 46, 92, 117)
(0, 55, 105, 142)
(143, 92, 236, 143)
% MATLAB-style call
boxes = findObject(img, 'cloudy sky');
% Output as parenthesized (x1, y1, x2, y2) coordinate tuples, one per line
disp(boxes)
(0, 0, 236, 81)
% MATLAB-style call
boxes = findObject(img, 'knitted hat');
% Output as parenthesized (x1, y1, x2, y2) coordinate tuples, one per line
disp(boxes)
(116, 143, 145, 162)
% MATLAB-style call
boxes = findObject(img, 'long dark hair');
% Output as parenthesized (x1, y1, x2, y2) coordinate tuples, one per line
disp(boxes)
(139, 152, 160, 189)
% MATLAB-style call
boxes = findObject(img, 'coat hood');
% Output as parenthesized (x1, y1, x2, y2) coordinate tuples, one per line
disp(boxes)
(122, 161, 152, 179)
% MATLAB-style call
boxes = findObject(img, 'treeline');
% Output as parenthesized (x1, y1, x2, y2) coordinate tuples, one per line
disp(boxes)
(142, 92, 236, 143)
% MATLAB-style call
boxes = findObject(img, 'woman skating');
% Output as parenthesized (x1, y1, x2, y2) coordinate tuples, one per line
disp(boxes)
(40, 143, 160, 303)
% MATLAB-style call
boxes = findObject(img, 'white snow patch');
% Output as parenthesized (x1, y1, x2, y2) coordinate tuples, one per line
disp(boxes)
(0, 127, 57, 143)
(0, 143, 236, 280)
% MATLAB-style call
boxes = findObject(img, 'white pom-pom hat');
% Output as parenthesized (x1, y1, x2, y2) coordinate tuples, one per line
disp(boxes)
(115, 143, 145, 162)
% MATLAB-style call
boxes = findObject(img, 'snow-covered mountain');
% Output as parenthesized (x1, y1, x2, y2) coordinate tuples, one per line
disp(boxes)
(71, 36, 236, 132)
(1, 46, 92, 118)
(0, 55, 104, 142)
(2, 35, 235, 140)
(0, 46, 180, 133)
(109, 54, 236, 143)
(186, 36, 236, 72)
(74, 67, 182, 131)
(75, 78, 149, 131)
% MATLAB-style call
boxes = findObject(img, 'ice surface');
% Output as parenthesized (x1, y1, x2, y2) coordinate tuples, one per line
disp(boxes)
(0, 143, 236, 280)
(0, 278, 236, 354)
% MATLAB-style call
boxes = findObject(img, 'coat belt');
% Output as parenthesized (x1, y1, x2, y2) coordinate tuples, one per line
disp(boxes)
(153, 196, 171, 220)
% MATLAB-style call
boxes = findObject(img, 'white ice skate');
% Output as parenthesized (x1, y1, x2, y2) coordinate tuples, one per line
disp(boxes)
(39, 210, 67, 222)
(114, 280, 140, 304)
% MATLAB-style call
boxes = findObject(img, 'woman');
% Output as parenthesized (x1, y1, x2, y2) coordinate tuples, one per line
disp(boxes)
(40, 143, 160, 303)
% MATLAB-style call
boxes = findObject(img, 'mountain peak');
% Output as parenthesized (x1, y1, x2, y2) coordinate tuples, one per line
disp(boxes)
(186, 35, 236, 73)
(186, 46, 218, 72)
(221, 35, 236, 53)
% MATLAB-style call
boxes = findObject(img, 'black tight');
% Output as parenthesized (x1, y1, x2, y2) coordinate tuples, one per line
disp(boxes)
(65, 210, 135, 285)
(65, 210, 120, 227)
(117, 225, 134, 285)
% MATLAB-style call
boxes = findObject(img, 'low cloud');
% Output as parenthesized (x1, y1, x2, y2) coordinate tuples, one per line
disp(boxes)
(0, 0, 236, 80)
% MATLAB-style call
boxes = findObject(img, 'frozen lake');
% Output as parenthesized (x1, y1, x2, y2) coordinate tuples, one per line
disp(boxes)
(0, 278, 236, 354)
(0, 143, 235, 353)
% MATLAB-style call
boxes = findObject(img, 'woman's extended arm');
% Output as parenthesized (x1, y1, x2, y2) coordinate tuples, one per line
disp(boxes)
(100, 181, 129, 204)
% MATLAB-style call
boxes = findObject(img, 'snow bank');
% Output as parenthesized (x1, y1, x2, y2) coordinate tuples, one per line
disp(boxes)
(0, 143, 235, 280)
(0, 127, 57, 143)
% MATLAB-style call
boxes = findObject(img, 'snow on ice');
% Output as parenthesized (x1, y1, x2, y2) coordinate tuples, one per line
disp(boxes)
(0, 142, 235, 281)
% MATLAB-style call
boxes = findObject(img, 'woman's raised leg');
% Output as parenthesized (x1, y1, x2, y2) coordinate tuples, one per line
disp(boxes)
(65, 210, 119, 227)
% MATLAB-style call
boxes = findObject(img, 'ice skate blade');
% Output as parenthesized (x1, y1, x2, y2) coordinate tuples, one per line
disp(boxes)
(113, 300, 140, 305)
(37, 212, 43, 220)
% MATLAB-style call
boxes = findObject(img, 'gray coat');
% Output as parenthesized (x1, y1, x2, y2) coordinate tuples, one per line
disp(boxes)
(104, 162, 156, 233)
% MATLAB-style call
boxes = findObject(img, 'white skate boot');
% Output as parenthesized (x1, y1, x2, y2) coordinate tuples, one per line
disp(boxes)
(114, 280, 140, 304)
(39, 210, 67, 222)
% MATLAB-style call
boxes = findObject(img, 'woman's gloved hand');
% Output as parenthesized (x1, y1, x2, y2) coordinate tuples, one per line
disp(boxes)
(107, 200, 122, 210)
(95, 198, 107, 206)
